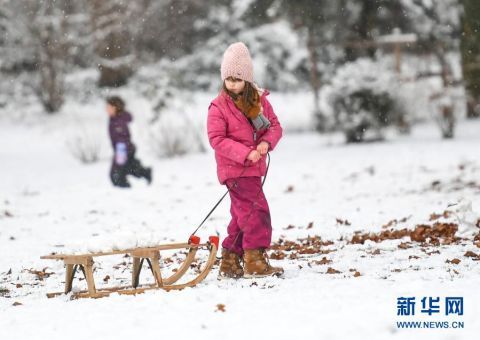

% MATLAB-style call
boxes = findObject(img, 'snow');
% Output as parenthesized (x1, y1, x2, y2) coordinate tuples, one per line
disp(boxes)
(1, 98, 480, 339)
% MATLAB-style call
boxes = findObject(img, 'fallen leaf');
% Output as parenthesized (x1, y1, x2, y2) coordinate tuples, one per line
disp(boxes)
(289, 253, 298, 260)
(382, 219, 397, 229)
(336, 218, 351, 226)
(313, 257, 332, 265)
(269, 251, 286, 260)
(464, 251, 479, 258)
(446, 258, 461, 265)
(215, 304, 226, 312)
(326, 267, 341, 274)
(398, 242, 411, 249)
(26, 268, 54, 281)
(429, 211, 451, 221)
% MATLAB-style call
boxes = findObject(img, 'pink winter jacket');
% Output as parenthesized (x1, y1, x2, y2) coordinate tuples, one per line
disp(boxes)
(207, 90, 283, 184)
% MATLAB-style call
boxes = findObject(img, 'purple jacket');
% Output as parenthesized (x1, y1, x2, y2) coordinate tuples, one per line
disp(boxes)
(207, 90, 282, 184)
(109, 111, 135, 154)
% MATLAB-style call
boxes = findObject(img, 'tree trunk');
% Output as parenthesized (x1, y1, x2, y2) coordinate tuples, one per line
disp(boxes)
(88, 0, 135, 87)
(307, 25, 325, 131)
(460, 0, 480, 118)
(32, 1, 67, 113)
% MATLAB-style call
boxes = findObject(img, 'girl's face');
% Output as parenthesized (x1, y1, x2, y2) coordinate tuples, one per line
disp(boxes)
(224, 77, 245, 95)
(106, 103, 117, 117)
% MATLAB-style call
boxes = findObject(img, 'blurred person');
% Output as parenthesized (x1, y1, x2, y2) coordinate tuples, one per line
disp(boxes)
(106, 96, 152, 188)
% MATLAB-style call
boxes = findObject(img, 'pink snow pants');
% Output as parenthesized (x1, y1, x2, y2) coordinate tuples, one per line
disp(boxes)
(222, 176, 272, 256)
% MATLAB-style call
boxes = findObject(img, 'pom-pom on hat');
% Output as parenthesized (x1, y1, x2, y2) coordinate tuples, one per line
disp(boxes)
(221, 42, 254, 83)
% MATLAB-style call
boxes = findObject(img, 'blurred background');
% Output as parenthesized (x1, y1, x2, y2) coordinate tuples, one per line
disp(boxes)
(0, 0, 479, 161)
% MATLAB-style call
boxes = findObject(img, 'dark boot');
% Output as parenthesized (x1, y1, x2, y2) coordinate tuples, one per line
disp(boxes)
(110, 165, 131, 188)
(126, 156, 151, 184)
(243, 249, 284, 278)
(145, 167, 152, 185)
(219, 249, 244, 279)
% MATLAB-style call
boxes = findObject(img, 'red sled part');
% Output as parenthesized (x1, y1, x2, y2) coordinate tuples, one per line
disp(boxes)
(209, 236, 219, 249)
(189, 235, 201, 245)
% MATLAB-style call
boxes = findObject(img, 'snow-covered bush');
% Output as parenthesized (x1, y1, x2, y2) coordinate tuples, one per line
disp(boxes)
(148, 110, 205, 159)
(325, 58, 407, 143)
(238, 21, 308, 91)
(66, 126, 101, 164)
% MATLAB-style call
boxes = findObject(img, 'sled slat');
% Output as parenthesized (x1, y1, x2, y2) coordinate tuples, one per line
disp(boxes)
(41, 242, 208, 260)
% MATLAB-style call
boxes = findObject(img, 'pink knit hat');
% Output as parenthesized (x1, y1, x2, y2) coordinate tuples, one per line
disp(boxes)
(221, 42, 254, 83)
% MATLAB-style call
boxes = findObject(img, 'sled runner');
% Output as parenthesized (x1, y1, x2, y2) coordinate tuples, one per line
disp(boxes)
(40, 235, 219, 299)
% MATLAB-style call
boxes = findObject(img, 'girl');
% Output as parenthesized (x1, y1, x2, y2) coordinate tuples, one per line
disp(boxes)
(207, 42, 283, 278)
(106, 96, 152, 188)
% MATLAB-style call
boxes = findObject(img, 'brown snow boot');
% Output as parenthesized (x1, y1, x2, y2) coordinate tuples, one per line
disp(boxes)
(243, 249, 284, 278)
(218, 249, 244, 279)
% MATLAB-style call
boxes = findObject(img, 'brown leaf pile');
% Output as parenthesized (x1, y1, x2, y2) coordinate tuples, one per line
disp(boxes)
(270, 236, 335, 259)
(410, 223, 458, 245)
(349, 222, 459, 246)
(350, 228, 411, 244)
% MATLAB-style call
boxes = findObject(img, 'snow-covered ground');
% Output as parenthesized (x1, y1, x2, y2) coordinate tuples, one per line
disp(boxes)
(1, 103, 479, 339)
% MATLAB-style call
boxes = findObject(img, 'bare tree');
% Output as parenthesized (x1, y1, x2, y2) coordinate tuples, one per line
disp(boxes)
(86, 0, 142, 87)
(460, 0, 480, 118)
(1, 0, 89, 113)
(32, 2, 69, 112)
(403, 0, 463, 138)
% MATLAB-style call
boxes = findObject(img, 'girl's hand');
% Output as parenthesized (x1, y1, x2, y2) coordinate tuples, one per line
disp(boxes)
(256, 141, 269, 155)
(247, 150, 262, 163)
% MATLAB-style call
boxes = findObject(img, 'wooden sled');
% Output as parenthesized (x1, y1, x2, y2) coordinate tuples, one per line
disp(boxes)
(40, 235, 219, 299)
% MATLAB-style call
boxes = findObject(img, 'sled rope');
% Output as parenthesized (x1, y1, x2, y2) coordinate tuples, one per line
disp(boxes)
(190, 152, 271, 238)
